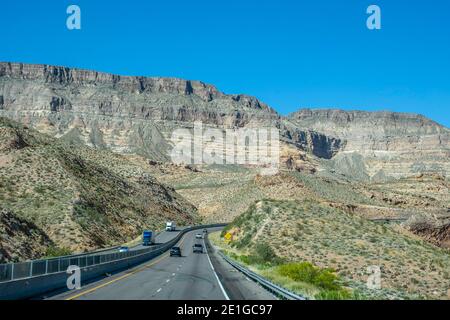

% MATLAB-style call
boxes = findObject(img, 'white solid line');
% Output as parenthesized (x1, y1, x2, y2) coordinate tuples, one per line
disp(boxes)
(204, 239, 230, 300)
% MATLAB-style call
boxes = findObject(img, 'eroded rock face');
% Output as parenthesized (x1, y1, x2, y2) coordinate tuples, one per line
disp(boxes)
(289, 109, 450, 180)
(2, 62, 447, 179)
(0, 62, 341, 161)
(405, 217, 450, 249)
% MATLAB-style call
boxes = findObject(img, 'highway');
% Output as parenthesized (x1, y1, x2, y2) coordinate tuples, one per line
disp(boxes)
(128, 227, 186, 252)
(46, 227, 275, 300)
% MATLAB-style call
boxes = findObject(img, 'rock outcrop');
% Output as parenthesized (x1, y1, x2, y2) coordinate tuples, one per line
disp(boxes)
(1, 62, 448, 179)
(289, 109, 450, 180)
(0, 62, 341, 161)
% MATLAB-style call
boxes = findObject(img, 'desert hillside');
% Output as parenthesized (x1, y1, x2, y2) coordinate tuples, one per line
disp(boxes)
(0, 117, 198, 262)
(216, 199, 450, 299)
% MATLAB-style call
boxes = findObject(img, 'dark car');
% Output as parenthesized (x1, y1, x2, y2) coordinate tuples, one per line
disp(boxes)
(203, 229, 208, 233)
(193, 243, 203, 254)
(170, 246, 182, 257)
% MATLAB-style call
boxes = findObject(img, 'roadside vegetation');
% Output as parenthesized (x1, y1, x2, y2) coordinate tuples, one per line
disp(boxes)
(43, 246, 73, 258)
(211, 199, 450, 300)
(211, 233, 356, 300)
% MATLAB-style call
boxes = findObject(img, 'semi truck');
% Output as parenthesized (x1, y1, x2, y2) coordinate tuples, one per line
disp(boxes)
(165, 221, 176, 231)
(142, 230, 155, 246)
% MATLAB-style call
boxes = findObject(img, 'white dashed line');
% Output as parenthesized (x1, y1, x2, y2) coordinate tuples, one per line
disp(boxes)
(166, 279, 170, 283)
(156, 288, 162, 293)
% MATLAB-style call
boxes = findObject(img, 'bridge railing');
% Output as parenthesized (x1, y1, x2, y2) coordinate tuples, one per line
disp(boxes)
(0, 224, 227, 299)
(0, 245, 162, 283)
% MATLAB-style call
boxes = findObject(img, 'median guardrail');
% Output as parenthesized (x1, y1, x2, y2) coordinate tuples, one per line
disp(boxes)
(0, 224, 226, 300)
(216, 250, 306, 300)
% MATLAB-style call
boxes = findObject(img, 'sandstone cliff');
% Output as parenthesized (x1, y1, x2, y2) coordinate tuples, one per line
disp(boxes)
(289, 109, 450, 180)
(1, 62, 448, 180)
(0, 62, 341, 161)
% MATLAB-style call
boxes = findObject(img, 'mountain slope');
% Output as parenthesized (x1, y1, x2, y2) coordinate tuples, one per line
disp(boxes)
(0, 117, 198, 261)
(0, 208, 52, 263)
(221, 199, 450, 299)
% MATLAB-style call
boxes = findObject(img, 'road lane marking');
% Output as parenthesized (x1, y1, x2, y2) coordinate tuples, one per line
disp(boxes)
(65, 232, 189, 300)
(203, 239, 230, 300)
(157, 288, 162, 293)
(166, 279, 170, 283)
(64, 253, 168, 300)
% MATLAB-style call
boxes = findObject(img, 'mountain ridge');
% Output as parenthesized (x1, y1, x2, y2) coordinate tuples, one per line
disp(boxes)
(1, 61, 449, 179)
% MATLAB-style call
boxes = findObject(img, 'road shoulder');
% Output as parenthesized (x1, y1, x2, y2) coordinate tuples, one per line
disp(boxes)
(205, 235, 277, 300)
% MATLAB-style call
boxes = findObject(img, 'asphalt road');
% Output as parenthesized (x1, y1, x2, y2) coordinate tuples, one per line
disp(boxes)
(128, 229, 183, 252)
(48, 227, 275, 300)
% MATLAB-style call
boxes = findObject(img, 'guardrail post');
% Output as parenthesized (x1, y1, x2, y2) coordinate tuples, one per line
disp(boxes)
(30, 261, 33, 277)
(45, 260, 48, 274)
(58, 258, 61, 272)
(11, 263, 14, 281)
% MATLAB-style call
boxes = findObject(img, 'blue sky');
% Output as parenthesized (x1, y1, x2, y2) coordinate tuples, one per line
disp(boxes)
(0, 0, 449, 127)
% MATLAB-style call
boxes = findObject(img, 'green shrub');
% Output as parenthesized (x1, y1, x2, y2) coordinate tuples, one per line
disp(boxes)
(277, 262, 340, 291)
(245, 243, 283, 265)
(315, 289, 353, 300)
(235, 233, 252, 249)
(239, 255, 251, 265)
(254, 243, 275, 262)
(44, 246, 72, 258)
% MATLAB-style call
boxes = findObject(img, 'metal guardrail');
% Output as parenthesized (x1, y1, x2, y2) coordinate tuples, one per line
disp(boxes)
(216, 250, 307, 300)
(0, 225, 223, 284)
(0, 244, 156, 283)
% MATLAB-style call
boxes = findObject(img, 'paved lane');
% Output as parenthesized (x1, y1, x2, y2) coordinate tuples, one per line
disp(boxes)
(53, 228, 225, 300)
(48, 227, 275, 300)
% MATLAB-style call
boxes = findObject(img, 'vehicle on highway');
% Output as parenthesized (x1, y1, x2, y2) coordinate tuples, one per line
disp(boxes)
(193, 243, 204, 253)
(195, 233, 204, 239)
(166, 221, 176, 231)
(142, 230, 155, 246)
(118, 246, 129, 253)
(170, 246, 182, 257)
(203, 228, 208, 233)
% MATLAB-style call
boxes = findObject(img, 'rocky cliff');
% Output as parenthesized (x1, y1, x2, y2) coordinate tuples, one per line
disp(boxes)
(289, 109, 450, 180)
(1, 62, 448, 180)
(0, 62, 341, 161)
